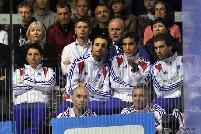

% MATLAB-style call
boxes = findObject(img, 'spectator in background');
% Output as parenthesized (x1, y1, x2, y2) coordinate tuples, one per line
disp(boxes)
(61, 18, 92, 76)
(143, 1, 181, 45)
(138, 0, 157, 41)
(90, 3, 111, 41)
(14, 2, 37, 67)
(108, 18, 126, 59)
(121, 83, 166, 134)
(151, 33, 183, 113)
(72, 0, 97, 28)
(145, 18, 182, 64)
(47, 1, 76, 63)
(33, 0, 57, 29)
(20, 21, 57, 68)
(13, 44, 56, 134)
(110, 32, 151, 104)
(57, 87, 96, 118)
(110, 0, 137, 33)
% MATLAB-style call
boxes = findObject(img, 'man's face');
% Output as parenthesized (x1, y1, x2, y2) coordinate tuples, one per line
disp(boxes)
(144, 0, 156, 10)
(76, 0, 88, 17)
(35, 0, 49, 10)
(95, 5, 110, 24)
(26, 48, 42, 68)
(29, 24, 44, 43)
(153, 22, 167, 36)
(111, 1, 124, 14)
(122, 37, 138, 57)
(154, 40, 172, 60)
(57, 6, 71, 26)
(108, 20, 124, 42)
(72, 87, 89, 111)
(155, 3, 167, 18)
(132, 88, 149, 110)
(92, 37, 108, 61)
(18, 6, 32, 27)
(75, 21, 91, 39)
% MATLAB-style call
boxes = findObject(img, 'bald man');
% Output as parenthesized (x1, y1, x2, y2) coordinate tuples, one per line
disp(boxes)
(57, 87, 96, 118)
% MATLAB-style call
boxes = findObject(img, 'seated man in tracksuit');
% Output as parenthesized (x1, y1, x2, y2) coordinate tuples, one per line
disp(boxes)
(121, 83, 166, 134)
(13, 44, 56, 134)
(57, 87, 97, 118)
(151, 33, 183, 113)
(56, 35, 111, 115)
(109, 32, 151, 113)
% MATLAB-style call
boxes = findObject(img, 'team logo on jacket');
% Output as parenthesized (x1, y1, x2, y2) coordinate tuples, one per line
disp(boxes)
(84, 72, 88, 75)
(95, 74, 101, 82)
(163, 71, 167, 74)
(37, 72, 42, 76)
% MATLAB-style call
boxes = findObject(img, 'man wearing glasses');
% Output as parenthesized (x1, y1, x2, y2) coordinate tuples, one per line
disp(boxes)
(61, 18, 92, 76)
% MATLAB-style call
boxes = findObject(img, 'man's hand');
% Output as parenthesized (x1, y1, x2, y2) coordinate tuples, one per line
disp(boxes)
(79, 82, 86, 88)
(127, 58, 139, 72)
(0, 76, 6, 81)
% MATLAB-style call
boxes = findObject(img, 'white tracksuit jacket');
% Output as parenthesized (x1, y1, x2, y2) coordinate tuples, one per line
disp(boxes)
(61, 39, 92, 75)
(57, 107, 97, 118)
(151, 52, 183, 98)
(67, 54, 111, 101)
(13, 64, 56, 105)
(110, 53, 151, 102)
(121, 104, 166, 132)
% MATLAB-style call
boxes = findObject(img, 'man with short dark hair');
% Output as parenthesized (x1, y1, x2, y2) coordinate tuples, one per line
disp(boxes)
(110, 31, 151, 103)
(33, 0, 57, 29)
(14, 2, 37, 67)
(151, 33, 183, 113)
(55, 35, 111, 116)
(13, 44, 56, 134)
(47, 1, 76, 63)
(72, 0, 97, 28)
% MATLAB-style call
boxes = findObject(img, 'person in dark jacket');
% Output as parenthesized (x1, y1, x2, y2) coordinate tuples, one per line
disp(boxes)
(145, 18, 182, 64)
(14, 2, 37, 67)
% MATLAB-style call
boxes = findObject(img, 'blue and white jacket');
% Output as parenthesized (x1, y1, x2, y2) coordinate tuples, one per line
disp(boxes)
(13, 64, 56, 105)
(121, 104, 166, 132)
(67, 54, 111, 101)
(57, 107, 97, 118)
(151, 52, 183, 98)
(110, 53, 151, 102)
(61, 39, 92, 75)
